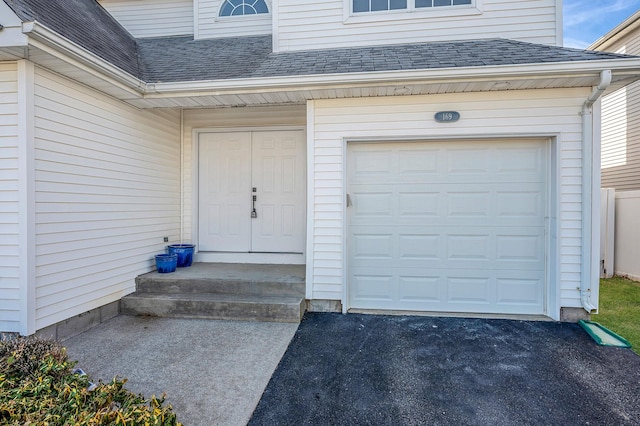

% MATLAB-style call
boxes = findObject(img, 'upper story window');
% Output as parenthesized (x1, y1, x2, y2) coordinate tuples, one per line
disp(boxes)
(416, 0, 472, 7)
(353, 0, 407, 12)
(353, 0, 471, 13)
(219, 0, 269, 17)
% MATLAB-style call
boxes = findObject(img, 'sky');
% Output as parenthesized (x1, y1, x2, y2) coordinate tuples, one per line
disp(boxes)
(563, 0, 640, 48)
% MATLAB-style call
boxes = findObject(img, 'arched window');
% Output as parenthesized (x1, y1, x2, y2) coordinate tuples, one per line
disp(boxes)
(219, 0, 269, 17)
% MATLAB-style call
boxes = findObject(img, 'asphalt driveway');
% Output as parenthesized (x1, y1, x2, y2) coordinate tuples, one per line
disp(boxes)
(250, 313, 640, 425)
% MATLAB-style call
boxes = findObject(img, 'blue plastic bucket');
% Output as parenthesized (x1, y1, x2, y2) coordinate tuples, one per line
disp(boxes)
(155, 253, 177, 273)
(167, 244, 196, 268)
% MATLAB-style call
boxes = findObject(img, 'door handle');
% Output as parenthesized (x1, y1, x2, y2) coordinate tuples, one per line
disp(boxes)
(251, 193, 257, 218)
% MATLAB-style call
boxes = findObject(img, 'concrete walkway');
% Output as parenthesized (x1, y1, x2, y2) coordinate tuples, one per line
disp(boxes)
(63, 315, 297, 426)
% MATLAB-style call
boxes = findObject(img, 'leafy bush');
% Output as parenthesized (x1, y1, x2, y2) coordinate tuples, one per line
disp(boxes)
(0, 335, 181, 425)
(0, 334, 68, 378)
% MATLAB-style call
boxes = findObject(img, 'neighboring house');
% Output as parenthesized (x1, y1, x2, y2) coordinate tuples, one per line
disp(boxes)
(591, 11, 640, 280)
(1, 0, 640, 336)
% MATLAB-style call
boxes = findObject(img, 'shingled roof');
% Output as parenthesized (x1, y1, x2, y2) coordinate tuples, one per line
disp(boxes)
(137, 35, 634, 83)
(3, 0, 139, 76)
(2, 0, 636, 85)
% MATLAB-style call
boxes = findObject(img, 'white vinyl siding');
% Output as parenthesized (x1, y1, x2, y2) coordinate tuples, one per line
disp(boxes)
(0, 62, 20, 332)
(274, 0, 558, 52)
(182, 106, 306, 243)
(600, 34, 640, 191)
(33, 67, 181, 330)
(99, 0, 194, 37)
(196, 0, 272, 39)
(308, 88, 590, 318)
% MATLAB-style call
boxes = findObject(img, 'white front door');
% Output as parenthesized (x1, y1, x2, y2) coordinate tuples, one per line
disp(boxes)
(199, 130, 305, 253)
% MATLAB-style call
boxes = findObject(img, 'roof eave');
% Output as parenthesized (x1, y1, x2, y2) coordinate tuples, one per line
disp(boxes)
(22, 21, 145, 96)
(143, 59, 640, 98)
(14, 20, 640, 104)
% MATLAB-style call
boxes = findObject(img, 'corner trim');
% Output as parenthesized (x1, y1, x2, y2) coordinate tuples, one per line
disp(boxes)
(17, 59, 36, 336)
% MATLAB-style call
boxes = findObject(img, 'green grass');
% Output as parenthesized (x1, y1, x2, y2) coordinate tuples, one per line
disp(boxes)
(592, 276, 640, 354)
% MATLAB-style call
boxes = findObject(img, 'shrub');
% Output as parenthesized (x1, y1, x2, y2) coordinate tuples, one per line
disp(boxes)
(0, 335, 181, 425)
(0, 334, 68, 378)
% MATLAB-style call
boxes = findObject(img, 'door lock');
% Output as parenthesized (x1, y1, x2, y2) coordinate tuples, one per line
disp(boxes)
(251, 193, 257, 218)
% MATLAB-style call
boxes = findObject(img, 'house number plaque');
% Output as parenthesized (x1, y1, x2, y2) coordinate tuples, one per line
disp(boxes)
(434, 111, 460, 123)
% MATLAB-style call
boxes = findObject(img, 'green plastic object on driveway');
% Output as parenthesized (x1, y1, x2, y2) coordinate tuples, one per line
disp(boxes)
(579, 320, 632, 348)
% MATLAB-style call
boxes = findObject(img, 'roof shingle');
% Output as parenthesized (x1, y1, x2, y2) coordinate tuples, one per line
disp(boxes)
(137, 35, 634, 83)
(2, 0, 636, 84)
(3, 0, 139, 76)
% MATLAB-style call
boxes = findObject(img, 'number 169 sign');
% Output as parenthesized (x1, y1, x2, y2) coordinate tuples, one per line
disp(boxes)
(434, 111, 460, 123)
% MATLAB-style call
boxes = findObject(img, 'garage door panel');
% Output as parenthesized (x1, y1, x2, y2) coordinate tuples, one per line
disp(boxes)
(496, 234, 544, 263)
(351, 233, 394, 260)
(351, 150, 393, 174)
(351, 272, 545, 314)
(398, 276, 443, 302)
(350, 186, 545, 227)
(351, 274, 395, 302)
(446, 147, 492, 176)
(398, 234, 441, 260)
(398, 192, 441, 218)
(496, 277, 544, 306)
(496, 190, 545, 219)
(351, 191, 394, 217)
(446, 276, 491, 304)
(495, 146, 545, 174)
(348, 139, 547, 315)
(350, 229, 544, 270)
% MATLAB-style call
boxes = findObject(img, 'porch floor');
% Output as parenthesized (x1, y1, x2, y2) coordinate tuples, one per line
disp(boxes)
(139, 262, 306, 284)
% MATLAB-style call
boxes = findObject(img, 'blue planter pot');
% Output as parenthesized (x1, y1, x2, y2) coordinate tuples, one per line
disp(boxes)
(155, 253, 177, 273)
(167, 244, 196, 267)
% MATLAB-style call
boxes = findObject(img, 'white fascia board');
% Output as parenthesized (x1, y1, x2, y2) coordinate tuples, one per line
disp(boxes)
(22, 22, 145, 97)
(0, 26, 28, 48)
(144, 59, 640, 98)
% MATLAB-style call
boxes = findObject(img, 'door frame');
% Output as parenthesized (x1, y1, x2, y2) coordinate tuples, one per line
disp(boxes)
(193, 126, 307, 264)
(342, 135, 558, 318)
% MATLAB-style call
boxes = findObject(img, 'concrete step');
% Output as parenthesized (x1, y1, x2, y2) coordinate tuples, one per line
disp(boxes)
(125, 263, 307, 323)
(135, 263, 305, 298)
(136, 276, 304, 298)
(121, 292, 305, 323)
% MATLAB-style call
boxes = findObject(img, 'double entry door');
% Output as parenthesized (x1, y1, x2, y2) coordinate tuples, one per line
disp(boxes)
(198, 130, 305, 253)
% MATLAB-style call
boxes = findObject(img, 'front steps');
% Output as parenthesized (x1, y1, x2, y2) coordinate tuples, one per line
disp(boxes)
(120, 263, 306, 323)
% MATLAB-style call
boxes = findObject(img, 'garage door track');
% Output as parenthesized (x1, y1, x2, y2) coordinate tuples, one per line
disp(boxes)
(250, 313, 640, 425)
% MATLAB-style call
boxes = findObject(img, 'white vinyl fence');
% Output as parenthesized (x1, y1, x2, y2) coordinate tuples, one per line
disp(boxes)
(600, 188, 615, 278)
(603, 189, 640, 281)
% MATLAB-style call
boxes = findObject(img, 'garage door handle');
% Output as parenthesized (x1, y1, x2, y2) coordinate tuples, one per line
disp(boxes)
(346, 193, 352, 207)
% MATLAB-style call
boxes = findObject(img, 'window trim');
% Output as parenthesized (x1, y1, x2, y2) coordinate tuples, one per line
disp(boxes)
(344, 0, 482, 24)
(217, 0, 271, 19)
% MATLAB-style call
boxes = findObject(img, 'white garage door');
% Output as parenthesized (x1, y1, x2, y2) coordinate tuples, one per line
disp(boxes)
(347, 139, 548, 315)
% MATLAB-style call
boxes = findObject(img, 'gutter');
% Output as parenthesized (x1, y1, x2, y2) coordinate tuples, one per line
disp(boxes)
(21, 21, 146, 96)
(144, 59, 640, 97)
(580, 69, 611, 313)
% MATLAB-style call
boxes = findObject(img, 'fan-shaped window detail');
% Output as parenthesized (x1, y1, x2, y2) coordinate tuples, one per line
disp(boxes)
(219, 0, 269, 17)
